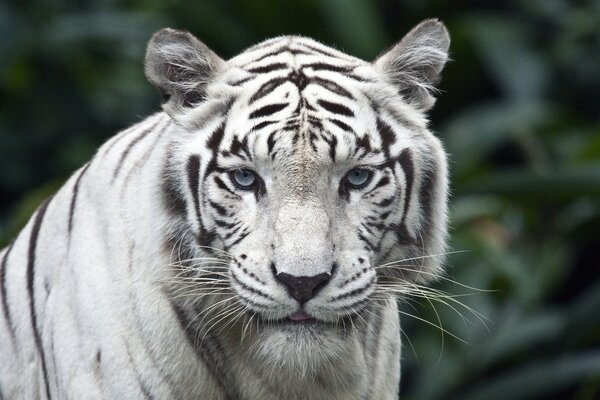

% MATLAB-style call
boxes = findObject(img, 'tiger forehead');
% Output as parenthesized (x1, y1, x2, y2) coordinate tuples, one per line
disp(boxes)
(229, 36, 361, 69)
(219, 81, 381, 168)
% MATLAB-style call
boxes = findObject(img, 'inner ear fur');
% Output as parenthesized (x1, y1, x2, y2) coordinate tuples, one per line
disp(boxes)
(144, 28, 227, 113)
(374, 19, 450, 111)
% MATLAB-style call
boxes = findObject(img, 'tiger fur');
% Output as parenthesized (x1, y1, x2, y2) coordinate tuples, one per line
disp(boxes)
(0, 19, 450, 400)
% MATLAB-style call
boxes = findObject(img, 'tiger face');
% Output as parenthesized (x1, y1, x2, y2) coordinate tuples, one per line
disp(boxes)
(147, 21, 449, 370)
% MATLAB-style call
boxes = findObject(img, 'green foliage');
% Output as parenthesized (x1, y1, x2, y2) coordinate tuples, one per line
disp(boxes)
(1, 0, 599, 398)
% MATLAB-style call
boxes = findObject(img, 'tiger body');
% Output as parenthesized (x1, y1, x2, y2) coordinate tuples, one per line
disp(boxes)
(0, 20, 450, 400)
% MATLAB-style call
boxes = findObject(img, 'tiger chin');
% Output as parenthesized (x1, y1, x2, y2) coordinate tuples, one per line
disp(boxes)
(0, 18, 450, 400)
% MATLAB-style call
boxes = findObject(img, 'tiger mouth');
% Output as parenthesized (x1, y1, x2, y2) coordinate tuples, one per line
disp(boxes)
(260, 310, 358, 330)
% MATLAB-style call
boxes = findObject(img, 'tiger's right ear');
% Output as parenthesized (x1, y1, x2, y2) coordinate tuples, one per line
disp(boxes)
(144, 28, 227, 113)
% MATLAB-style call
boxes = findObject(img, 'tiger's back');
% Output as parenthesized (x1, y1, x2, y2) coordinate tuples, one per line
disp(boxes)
(1, 19, 450, 400)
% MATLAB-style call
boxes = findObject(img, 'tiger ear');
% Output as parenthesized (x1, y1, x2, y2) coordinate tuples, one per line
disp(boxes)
(144, 28, 227, 113)
(374, 19, 450, 111)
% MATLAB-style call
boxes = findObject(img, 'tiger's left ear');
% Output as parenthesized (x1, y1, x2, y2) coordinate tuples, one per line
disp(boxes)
(374, 19, 450, 111)
(144, 28, 228, 113)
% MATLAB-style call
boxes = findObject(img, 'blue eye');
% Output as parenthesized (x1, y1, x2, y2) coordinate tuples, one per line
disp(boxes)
(345, 168, 372, 188)
(232, 169, 257, 189)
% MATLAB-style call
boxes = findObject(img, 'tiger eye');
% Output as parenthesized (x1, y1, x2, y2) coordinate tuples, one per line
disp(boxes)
(345, 168, 372, 188)
(232, 169, 257, 189)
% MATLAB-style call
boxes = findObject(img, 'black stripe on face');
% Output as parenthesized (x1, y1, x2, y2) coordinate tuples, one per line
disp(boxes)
(311, 77, 354, 99)
(227, 230, 250, 248)
(303, 62, 353, 74)
(231, 270, 274, 300)
(204, 123, 226, 176)
(0, 241, 16, 342)
(298, 43, 343, 58)
(364, 176, 390, 196)
(247, 62, 288, 74)
(398, 149, 414, 225)
(27, 197, 53, 400)
(418, 167, 436, 237)
(245, 47, 286, 65)
(186, 155, 202, 228)
(375, 196, 395, 208)
(213, 176, 238, 197)
(68, 163, 91, 235)
(317, 99, 354, 117)
(267, 131, 278, 155)
(329, 119, 354, 133)
(376, 118, 396, 158)
(208, 201, 228, 217)
(354, 134, 372, 157)
(161, 156, 187, 218)
(248, 77, 288, 104)
(248, 103, 288, 119)
(328, 134, 338, 161)
(250, 120, 278, 132)
(357, 232, 377, 251)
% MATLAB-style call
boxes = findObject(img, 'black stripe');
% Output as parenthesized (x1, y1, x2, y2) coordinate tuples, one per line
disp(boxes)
(229, 135, 251, 158)
(365, 303, 385, 399)
(357, 232, 376, 251)
(100, 124, 138, 160)
(311, 77, 354, 99)
(299, 43, 343, 59)
(244, 46, 286, 65)
(418, 166, 436, 237)
(0, 241, 16, 341)
(231, 271, 273, 300)
(112, 119, 161, 181)
(68, 163, 91, 235)
(186, 155, 202, 228)
(227, 230, 250, 248)
(125, 344, 156, 400)
(250, 120, 278, 132)
(329, 118, 353, 133)
(121, 121, 171, 188)
(227, 76, 254, 86)
(161, 153, 187, 217)
(168, 301, 238, 400)
(204, 123, 226, 176)
(328, 134, 338, 161)
(27, 197, 53, 400)
(248, 77, 288, 104)
(398, 149, 414, 224)
(317, 99, 354, 117)
(354, 134, 372, 156)
(364, 176, 390, 196)
(376, 118, 396, 157)
(331, 280, 372, 301)
(248, 103, 288, 119)
(214, 219, 239, 229)
(208, 201, 228, 217)
(247, 62, 288, 74)
(303, 62, 353, 74)
(213, 176, 238, 196)
(223, 223, 243, 241)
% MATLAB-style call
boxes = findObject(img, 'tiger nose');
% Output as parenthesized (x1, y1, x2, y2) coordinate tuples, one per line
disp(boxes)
(274, 272, 331, 304)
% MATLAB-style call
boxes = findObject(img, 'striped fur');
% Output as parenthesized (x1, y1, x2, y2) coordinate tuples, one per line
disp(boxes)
(0, 19, 450, 399)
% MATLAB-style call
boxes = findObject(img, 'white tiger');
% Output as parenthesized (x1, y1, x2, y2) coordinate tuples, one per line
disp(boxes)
(0, 19, 450, 399)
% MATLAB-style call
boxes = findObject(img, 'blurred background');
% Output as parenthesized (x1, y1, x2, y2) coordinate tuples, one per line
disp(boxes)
(1, 0, 599, 398)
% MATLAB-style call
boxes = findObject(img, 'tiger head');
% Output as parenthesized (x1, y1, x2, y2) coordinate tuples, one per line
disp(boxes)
(146, 20, 449, 371)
